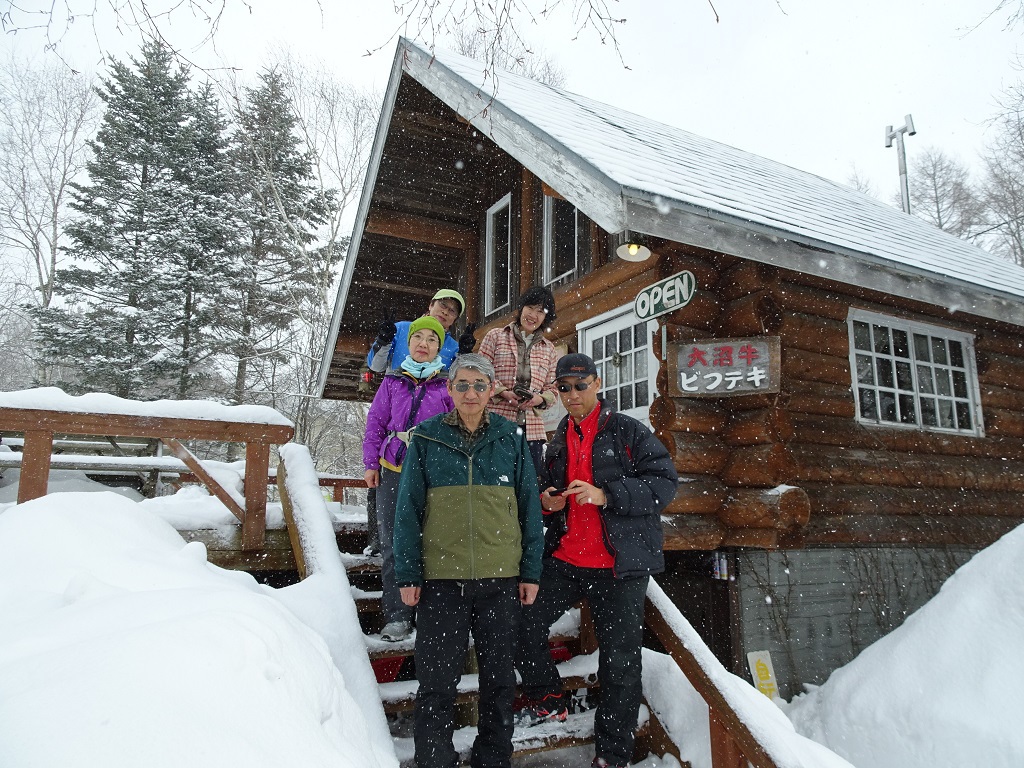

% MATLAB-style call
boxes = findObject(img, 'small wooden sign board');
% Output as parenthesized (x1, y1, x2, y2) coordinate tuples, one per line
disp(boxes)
(746, 650, 781, 700)
(666, 337, 781, 397)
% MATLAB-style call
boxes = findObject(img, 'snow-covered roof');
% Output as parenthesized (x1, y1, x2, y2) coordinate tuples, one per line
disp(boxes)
(400, 39, 1024, 326)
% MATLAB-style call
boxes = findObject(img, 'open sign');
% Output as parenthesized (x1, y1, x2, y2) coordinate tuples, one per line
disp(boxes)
(634, 270, 696, 321)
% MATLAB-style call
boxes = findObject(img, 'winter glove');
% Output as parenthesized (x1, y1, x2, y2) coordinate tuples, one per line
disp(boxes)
(373, 308, 397, 348)
(458, 322, 478, 354)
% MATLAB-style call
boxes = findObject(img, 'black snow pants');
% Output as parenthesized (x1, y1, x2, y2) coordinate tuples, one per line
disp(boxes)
(414, 577, 521, 768)
(515, 557, 648, 768)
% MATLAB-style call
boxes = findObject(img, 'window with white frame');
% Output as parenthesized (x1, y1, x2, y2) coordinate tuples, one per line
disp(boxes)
(578, 306, 659, 428)
(485, 193, 512, 315)
(848, 309, 983, 436)
(542, 194, 583, 285)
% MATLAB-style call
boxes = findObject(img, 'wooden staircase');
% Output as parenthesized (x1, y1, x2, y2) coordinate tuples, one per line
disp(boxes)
(276, 447, 803, 768)
(348, 549, 609, 766)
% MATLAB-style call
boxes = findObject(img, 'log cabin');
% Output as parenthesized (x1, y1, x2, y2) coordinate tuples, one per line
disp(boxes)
(316, 39, 1024, 697)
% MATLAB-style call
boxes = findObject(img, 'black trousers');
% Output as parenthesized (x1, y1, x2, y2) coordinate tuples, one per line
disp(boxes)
(516, 557, 649, 767)
(414, 578, 521, 768)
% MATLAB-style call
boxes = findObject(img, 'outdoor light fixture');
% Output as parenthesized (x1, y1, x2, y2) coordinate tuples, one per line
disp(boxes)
(615, 232, 652, 262)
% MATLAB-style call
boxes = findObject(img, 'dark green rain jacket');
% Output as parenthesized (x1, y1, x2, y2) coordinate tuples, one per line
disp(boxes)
(394, 412, 544, 585)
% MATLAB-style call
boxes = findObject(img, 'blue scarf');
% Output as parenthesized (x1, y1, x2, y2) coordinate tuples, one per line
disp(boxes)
(400, 355, 444, 379)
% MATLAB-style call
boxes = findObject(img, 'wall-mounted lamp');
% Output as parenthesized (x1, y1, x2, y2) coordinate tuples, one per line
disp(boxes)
(615, 231, 652, 262)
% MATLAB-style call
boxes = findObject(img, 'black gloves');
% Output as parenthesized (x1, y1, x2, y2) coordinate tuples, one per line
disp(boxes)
(374, 309, 397, 348)
(458, 322, 478, 354)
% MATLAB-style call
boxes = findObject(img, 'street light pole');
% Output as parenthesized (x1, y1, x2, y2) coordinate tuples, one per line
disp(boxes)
(885, 115, 917, 214)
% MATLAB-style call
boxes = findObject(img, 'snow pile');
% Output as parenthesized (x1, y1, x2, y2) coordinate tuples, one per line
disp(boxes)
(0, 493, 396, 768)
(785, 523, 1024, 768)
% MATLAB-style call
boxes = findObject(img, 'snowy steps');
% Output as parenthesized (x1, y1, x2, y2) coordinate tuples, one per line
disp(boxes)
(338, 539, 608, 763)
(377, 658, 601, 713)
(392, 709, 598, 768)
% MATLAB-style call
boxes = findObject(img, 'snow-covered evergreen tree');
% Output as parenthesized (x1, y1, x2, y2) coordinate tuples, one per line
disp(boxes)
(34, 40, 241, 399)
(225, 68, 338, 407)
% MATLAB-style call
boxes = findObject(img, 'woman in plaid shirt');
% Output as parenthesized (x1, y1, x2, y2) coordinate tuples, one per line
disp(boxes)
(478, 286, 560, 471)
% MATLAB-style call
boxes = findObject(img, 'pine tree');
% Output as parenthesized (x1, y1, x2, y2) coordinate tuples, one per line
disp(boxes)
(226, 68, 337, 407)
(34, 40, 241, 399)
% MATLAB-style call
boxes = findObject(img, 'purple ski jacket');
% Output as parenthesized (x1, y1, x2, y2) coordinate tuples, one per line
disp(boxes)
(363, 369, 454, 471)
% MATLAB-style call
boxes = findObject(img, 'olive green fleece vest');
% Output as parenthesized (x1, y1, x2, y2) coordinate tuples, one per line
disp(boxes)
(422, 484, 523, 580)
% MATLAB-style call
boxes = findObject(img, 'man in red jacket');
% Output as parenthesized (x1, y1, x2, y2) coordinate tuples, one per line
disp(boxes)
(514, 353, 679, 768)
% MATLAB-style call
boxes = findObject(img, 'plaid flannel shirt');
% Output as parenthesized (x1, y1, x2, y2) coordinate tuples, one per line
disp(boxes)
(478, 322, 560, 442)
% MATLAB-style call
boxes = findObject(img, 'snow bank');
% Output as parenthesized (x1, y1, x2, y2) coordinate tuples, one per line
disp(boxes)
(0, 492, 395, 768)
(785, 523, 1024, 768)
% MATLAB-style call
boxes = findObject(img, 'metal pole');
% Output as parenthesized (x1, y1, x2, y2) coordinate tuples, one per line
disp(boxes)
(885, 115, 916, 215)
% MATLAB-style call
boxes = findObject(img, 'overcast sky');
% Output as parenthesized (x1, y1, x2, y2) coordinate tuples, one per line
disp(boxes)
(5, 0, 1022, 204)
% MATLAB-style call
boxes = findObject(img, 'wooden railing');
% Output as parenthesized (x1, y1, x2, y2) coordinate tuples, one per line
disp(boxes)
(644, 581, 788, 768)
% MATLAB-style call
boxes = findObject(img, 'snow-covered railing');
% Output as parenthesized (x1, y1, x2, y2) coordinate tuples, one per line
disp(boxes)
(644, 580, 849, 768)
(0, 387, 294, 548)
(275, 443, 396, 761)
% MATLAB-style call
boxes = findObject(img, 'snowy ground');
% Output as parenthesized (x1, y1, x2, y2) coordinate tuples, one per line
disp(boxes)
(1, 465, 1021, 768)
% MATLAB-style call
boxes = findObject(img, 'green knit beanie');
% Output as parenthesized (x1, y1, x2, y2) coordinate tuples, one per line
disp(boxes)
(408, 315, 446, 349)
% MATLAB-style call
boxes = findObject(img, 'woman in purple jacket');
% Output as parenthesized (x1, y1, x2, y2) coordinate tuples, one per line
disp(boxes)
(363, 315, 454, 642)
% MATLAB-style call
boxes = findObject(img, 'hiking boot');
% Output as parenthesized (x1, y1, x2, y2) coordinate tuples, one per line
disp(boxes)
(592, 758, 627, 768)
(380, 620, 412, 642)
(514, 693, 568, 727)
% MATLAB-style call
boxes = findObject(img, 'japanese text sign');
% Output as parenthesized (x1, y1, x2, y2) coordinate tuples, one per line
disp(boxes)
(634, 270, 696, 321)
(667, 337, 780, 397)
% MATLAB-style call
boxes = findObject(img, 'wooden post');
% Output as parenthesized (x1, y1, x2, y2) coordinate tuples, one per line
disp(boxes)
(709, 708, 746, 768)
(243, 441, 271, 551)
(17, 429, 54, 503)
(277, 460, 308, 580)
(161, 438, 245, 523)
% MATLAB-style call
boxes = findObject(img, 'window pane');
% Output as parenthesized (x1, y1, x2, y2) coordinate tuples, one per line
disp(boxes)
(876, 357, 894, 388)
(893, 329, 909, 358)
(595, 362, 604, 381)
(859, 388, 878, 420)
(634, 324, 647, 348)
(873, 325, 891, 354)
(931, 337, 948, 365)
(619, 328, 633, 353)
(896, 361, 913, 390)
(956, 401, 972, 430)
(490, 203, 510, 309)
(898, 394, 916, 424)
(605, 332, 617, 354)
(592, 337, 604, 359)
(949, 340, 964, 368)
(548, 198, 577, 279)
(605, 389, 618, 411)
(953, 370, 967, 398)
(636, 383, 649, 408)
(879, 391, 897, 422)
(921, 398, 937, 426)
(935, 370, 952, 396)
(620, 385, 634, 410)
(853, 321, 871, 351)
(938, 399, 954, 428)
(856, 354, 875, 384)
(636, 352, 648, 380)
(917, 365, 934, 394)
(914, 333, 930, 362)
(621, 352, 633, 382)
(606, 362, 618, 386)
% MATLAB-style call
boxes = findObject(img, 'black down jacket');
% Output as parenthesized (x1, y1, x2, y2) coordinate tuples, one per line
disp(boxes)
(541, 404, 679, 579)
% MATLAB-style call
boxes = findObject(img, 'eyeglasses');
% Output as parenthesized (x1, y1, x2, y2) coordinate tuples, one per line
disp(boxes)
(557, 380, 595, 393)
(453, 381, 489, 393)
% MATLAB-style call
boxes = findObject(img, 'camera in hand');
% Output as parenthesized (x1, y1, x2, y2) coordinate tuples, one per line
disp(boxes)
(512, 384, 534, 401)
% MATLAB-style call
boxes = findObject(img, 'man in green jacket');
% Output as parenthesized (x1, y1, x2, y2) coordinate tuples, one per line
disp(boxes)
(395, 352, 544, 768)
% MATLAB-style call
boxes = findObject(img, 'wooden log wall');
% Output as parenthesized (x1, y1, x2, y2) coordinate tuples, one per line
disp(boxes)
(664, 256, 1024, 549)
(646, 252, 1024, 550)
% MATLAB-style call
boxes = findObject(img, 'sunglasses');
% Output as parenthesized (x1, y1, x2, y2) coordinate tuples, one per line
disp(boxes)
(557, 380, 596, 393)
(453, 381, 489, 393)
